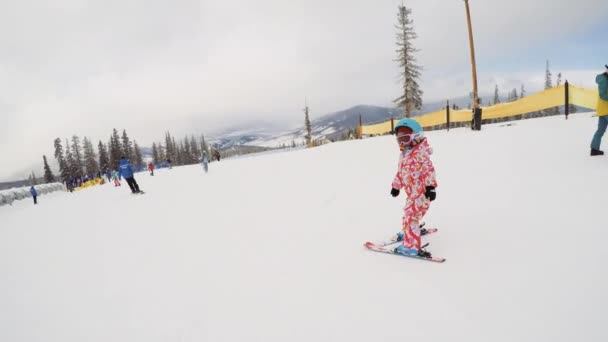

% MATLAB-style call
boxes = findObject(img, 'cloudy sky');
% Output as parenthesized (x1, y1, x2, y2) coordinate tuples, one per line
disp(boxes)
(1, 0, 607, 181)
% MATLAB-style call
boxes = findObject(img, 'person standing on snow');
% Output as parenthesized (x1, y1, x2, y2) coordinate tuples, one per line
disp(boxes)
(148, 162, 155, 176)
(30, 186, 38, 205)
(111, 170, 121, 187)
(591, 65, 608, 156)
(389, 118, 438, 258)
(118, 157, 142, 194)
(201, 152, 209, 173)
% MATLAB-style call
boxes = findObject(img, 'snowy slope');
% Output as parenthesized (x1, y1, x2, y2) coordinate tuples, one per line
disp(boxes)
(1, 113, 607, 342)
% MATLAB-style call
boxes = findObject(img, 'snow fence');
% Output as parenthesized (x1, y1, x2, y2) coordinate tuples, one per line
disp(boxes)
(0, 183, 65, 207)
(360, 83, 597, 135)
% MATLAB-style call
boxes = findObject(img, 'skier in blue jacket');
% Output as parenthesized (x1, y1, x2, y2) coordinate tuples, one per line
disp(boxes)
(30, 186, 38, 205)
(118, 157, 142, 194)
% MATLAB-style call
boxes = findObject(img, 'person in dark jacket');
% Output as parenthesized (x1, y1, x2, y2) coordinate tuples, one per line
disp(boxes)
(30, 186, 38, 205)
(118, 157, 142, 194)
(591, 65, 608, 156)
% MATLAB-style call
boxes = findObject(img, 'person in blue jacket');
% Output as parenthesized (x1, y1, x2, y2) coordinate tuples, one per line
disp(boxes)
(30, 186, 38, 205)
(118, 156, 142, 194)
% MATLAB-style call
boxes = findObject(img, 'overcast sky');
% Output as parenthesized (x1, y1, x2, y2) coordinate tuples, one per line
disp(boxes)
(1, 0, 608, 181)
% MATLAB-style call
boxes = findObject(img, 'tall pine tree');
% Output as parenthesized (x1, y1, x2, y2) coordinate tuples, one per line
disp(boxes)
(53, 138, 69, 181)
(152, 143, 160, 164)
(133, 141, 144, 169)
(190, 136, 200, 161)
(98, 141, 110, 172)
(544, 60, 553, 90)
(394, 4, 423, 118)
(71, 135, 84, 177)
(121, 130, 135, 162)
(521, 84, 526, 98)
(200, 135, 209, 157)
(83, 137, 99, 176)
(304, 103, 312, 147)
(493, 85, 501, 105)
(109, 129, 122, 170)
(65, 139, 76, 179)
(43, 155, 55, 183)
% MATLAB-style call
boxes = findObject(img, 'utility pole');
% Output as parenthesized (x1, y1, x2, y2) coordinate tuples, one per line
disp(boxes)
(464, 0, 482, 130)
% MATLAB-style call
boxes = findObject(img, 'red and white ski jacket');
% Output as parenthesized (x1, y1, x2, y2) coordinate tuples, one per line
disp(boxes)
(392, 139, 438, 198)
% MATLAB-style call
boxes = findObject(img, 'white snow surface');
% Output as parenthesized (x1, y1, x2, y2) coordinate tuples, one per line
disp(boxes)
(1, 113, 607, 341)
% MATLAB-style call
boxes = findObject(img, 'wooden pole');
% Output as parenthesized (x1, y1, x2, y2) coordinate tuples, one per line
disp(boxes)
(446, 100, 451, 132)
(464, 0, 482, 130)
(565, 80, 570, 120)
(358, 114, 362, 139)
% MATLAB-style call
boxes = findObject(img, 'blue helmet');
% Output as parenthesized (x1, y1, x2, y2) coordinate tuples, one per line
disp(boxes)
(394, 118, 423, 134)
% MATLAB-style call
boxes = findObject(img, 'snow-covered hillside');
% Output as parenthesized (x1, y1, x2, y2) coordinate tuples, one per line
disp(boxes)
(1, 113, 607, 342)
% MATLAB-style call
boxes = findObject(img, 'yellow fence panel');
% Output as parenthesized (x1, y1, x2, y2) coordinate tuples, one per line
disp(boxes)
(360, 84, 597, 136)
(570, 85, 597, 109)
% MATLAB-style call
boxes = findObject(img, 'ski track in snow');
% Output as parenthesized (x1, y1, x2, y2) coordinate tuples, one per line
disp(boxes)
(1, 113, 607, 341)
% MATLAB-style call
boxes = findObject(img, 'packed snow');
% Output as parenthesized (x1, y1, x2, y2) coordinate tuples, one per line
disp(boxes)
(1, 113, 607, 341)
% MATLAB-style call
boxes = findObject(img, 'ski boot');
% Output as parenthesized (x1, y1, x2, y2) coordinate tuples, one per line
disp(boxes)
(392, 223, 428, 243)
(394, 243, 432, 258)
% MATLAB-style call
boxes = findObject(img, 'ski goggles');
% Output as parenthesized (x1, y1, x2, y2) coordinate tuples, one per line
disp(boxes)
(396, 132, 423, 146)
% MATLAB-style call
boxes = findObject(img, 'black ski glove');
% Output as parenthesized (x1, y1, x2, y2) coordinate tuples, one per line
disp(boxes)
(390, 188, 400, 197)
(425, 186, 436, 201)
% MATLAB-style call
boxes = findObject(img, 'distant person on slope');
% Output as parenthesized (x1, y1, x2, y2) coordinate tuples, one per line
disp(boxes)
(30, 186, 38, 205)
(148, 162, 155, 176)
(112, 170, 121, 187)
(591, 65, 608, 156)
(201, 152, 209, 173)
(118, 157, 142, 194)
(389, 118, 438, 258)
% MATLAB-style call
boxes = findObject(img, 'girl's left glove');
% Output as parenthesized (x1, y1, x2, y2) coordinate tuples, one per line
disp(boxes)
(425, 186, 436, 201)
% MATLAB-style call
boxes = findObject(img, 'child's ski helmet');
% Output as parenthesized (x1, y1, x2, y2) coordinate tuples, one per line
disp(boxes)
(394, 118, 423, 134)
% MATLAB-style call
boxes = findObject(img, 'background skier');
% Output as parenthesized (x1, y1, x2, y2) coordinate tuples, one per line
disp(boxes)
(118, 157, 142, 194)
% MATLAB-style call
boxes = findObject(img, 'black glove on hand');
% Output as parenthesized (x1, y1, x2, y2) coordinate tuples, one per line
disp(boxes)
(425, 186, 436, 201)
(390, 188, 400, 197)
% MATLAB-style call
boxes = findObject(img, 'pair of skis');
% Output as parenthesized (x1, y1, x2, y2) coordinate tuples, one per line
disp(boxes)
(364, 224, 446, 263)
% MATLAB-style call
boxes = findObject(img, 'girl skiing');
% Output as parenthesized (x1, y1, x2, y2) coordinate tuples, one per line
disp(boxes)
(390, 118, 437, 258)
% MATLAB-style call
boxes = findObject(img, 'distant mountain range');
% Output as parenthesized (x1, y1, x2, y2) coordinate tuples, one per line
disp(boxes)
(209, 96, 474, 149)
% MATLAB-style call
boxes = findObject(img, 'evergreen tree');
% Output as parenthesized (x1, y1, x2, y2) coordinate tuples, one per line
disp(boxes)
(493, 85, 501, 105)
(121, 129, 135, 162)
(190, 136, 200, 161)
(183, 136, 192, 164)
(512, 88, 518, 101)
(53, 138, 69, 181)
(152, 143, 160, 164)
(556, 72, 562, 87)
(98, 141, 110, 172)
(394, 4, 423, 117)
(165, 132, 174, 162)
(71, 135, 84, 177)
(304, 104, 312, 147)
(544, 60, 553, 90)
(29, 171, 38, 185)
(159, 143, 166, 162)
(521, 84, 526, 98)
(43, 155, 55, 183)
(109, 129, 122, 170)
(172, 137, 178, 164)
(65, 139, 76, 179)
(83, 137, 99, 176)
(200, 134, 209, 157)
(133, 141, 144, 169)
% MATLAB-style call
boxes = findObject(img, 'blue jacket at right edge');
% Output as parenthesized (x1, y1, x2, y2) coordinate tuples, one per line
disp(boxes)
(118, 159, 134, 179)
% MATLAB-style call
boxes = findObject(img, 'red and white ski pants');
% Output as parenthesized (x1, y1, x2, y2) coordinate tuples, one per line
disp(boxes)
(401, 194, 430, 249)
